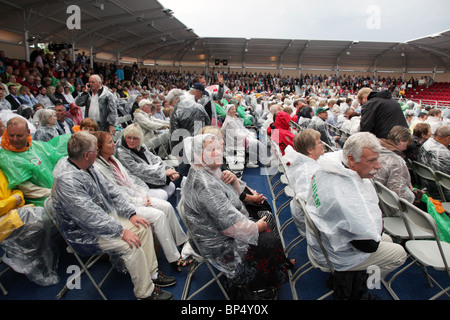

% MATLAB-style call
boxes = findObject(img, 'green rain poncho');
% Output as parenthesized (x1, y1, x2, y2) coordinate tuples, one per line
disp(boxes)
(216, 99, 253, 126)
(0, 134, 70, 207)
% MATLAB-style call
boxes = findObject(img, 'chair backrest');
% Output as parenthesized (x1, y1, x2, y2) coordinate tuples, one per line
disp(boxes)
(435, 171, 450, 201)
(43, 198, 60, 229)
(299, 199, 335, 274)
(176, 198, 203, 261)
(435, 171, 450, 190)
(398, 198, 449, 271)
(270, 139, 285, 173)
(322, 143, 332, 153)
(398, 198, 436, 237)
(373, 180, 401, 211)
(289, 120, 302, 132)
(412, 161, 437, 181)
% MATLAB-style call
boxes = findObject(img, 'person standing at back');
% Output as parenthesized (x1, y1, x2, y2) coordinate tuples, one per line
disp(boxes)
(359, 88, 408, 139)
(75, 74, 117, 135)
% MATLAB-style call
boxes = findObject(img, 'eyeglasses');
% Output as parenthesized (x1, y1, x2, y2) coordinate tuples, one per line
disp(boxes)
(125, 136, 140, 141)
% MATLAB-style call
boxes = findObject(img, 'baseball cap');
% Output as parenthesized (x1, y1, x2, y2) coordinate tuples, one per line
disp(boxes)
(139, 99, 153, 107)
(316, 107, 329, 115)
(191, 83, 206, 94)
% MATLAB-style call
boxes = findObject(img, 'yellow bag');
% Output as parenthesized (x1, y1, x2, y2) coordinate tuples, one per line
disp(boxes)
(0, 209, 24, 242)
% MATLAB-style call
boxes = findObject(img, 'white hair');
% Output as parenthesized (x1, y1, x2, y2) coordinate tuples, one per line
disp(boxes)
(122, 123, 144, 149)
(165, 88, 184, 104)
(342, 132, 381, 165)
(39, 109, 56, 126)
(89, 74, 102, 83)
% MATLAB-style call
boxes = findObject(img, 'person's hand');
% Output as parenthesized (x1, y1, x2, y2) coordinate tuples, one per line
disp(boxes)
(166, 168, 179, 181)
(256, 216, 268, 233)
(249, 192, 266, 204)
(109, 125, 116, 136)
(144, 196, 152, 207)
(217, 72, 224, 86)
(12, 194, 22, 206)
(122, 229, 141, 248)
(130, 214, 150, 229)
(221, 170, 237, 185)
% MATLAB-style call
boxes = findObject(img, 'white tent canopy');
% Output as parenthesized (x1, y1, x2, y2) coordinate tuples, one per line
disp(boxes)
(0, 0, 449, 76)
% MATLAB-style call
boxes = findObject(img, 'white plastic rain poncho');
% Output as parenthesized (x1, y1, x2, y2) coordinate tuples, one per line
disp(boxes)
(181, 135, 259, 278)
(418, 138, 450, 199)
(93, 155, 188, 263)
(373, 141, 415, 214)
(32, 109, 59, 142)
(33, 125, 59, 142)
(221, 109, 254, 145)
(282, 146, 320, 236)
(115, 136, 175, 198)
(169, 92, 210, 153)
(0, 171, 59, 286)
(221, 105, 269, 165)
(305, 150, 383, 271)
(52, 156, 159, 299)
(307, 116, 335, 147)
(424, 116, 443, 135)
(52, 156, 136, 256)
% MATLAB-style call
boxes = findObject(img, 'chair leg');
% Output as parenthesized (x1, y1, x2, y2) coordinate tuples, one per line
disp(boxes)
(418, 264, 434, 288)
(0, 259, 10, 295)
(0, 282, 7, 296)
(381, 259, 416, 300)
(57, 254, 108, 300)
(182, 260, 229, 300)
(181, 260, 204, 300)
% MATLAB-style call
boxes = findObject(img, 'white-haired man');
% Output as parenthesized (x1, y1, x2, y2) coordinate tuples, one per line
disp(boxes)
(75, 74, 117, 134)
(305, 132, 407, 299)
(133, 98, 171, 159)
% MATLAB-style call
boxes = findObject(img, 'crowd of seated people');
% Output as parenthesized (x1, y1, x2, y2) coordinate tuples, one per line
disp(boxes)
(271, 87, 448, 299)
(0, 46, 449, 301)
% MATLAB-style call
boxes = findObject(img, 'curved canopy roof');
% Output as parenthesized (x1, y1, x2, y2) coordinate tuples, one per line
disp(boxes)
(1, 0, 449, 73)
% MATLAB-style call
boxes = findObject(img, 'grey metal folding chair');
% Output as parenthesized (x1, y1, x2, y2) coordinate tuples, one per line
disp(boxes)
(176, 198, 230, 300)
(412, 160, 443, 200)
(383, 198, 450, 300)
(435, 170, 450, 213)
(373, 180, 433, 240)
(291, 199, 334, 300)
(44, 198, 116, 300)
(0, 258, 10, 296)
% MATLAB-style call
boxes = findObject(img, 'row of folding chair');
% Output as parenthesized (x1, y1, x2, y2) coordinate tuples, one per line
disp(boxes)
(409, 160, 450, 214)
(177, 128, 299, 300)
(290, 198, 334, 300)
(43, 198, 116, 300)
(272, 123, 341, 299)
(176, 198, 230, 300)
(290, 120, 337, 153)
(115, 114, 132, 129)
(326, 123, 351, 144)
(373, 180, 450, 300)
(267, 136, 336, 300)
(0, 201, 113, 300)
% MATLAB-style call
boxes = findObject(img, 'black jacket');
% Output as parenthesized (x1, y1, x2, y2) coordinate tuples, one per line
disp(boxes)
(5, 94, 21, 110)
(360, 90, 408, 139)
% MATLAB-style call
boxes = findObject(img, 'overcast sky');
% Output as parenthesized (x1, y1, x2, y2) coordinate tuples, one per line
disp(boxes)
(159, 0, 449, 42)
